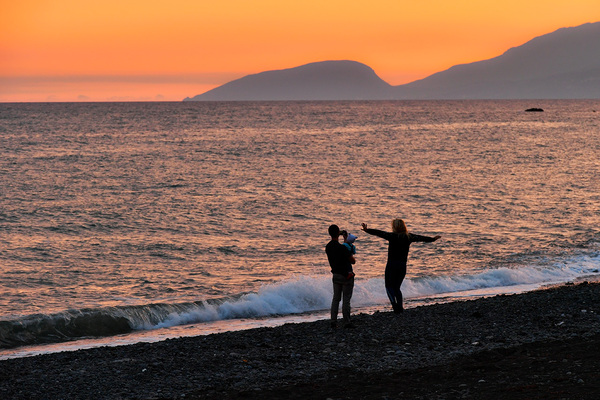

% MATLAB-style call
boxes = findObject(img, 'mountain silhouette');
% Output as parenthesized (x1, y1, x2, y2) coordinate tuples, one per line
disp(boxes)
(184, 61, 395, 101)
(184, 22, 600, 101)
(396, 22, 600, 99)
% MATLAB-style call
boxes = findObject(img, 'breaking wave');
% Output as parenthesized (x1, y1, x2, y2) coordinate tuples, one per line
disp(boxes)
(1, 255, 598, 349)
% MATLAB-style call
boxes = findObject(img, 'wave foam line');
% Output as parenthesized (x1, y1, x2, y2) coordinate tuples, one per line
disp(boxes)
(403, 255, 599, 299)
(148, 255, 600, 330)
(1, 256, 598, 349)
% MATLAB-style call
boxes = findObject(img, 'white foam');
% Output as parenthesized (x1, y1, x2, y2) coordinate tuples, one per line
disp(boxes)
(141, 254, 599, 330)
(143, 275, 333, 329)
(3, 255, 597, 360)
(404, 255, 599, 299)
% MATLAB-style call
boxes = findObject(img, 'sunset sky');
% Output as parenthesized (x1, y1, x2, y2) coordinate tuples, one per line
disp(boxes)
(1, 0, 599, 102)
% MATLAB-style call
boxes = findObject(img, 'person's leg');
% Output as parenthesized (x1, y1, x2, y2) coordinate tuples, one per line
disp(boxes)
(331, 275, 343, 325)
(341, 277, 354, 324)
(385, 286, 400, 310)
(391, 287, 403, 313)
(396, 265, 407, 312)
(385, 267, 400, 312)
(386, 263, 406, 313)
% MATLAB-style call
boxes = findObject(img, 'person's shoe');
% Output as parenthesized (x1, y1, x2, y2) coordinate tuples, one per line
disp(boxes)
(343, 322, 355, 329)
(392, 305, 404, 314)
(330, 321, 337, 329)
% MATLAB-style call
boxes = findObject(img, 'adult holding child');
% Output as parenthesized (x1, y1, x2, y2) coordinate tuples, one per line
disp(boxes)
(325, 224, 356, 328)
(361, 219, 441, 314)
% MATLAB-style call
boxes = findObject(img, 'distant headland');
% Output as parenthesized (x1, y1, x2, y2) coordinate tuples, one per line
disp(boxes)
(184, 22, 600, 101)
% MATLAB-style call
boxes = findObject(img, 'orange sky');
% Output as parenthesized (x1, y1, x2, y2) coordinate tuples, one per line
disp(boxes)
(1, 0, 599, 102)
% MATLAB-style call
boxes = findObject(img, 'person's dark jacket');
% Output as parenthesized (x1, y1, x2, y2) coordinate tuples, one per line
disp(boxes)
(326, 241, 353, 275)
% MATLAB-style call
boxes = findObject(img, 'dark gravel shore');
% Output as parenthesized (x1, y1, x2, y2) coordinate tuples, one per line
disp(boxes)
(2, 281, 600, 400)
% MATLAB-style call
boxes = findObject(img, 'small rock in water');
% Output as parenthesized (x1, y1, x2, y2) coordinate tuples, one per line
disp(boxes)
(525, 107, 544, 112)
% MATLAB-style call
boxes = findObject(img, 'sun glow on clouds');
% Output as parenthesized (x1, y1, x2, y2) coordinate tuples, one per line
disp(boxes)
(1, 0, 599, 101)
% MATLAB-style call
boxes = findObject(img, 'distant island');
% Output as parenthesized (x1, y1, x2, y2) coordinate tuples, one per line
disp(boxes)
(184, 21, 600, 101)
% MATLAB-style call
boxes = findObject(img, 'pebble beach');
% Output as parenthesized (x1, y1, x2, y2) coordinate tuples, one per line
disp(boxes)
(2, 281, 600, 400)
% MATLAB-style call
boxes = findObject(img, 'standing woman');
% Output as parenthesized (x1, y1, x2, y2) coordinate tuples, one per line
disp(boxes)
(362, 219, 441, 313)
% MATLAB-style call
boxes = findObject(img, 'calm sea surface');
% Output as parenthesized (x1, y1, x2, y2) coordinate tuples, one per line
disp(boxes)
(1, 100, 599, 355)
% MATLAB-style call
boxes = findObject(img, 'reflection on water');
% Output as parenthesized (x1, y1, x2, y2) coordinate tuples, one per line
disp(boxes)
(0, 100, 599, 349)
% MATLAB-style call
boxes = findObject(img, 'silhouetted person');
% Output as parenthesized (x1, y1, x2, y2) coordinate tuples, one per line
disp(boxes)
(362, 219, 440, 313)
(326, 224, 356, 328)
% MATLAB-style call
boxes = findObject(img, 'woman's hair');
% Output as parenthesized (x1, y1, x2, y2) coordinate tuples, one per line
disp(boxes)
(391, 218, 408, 234)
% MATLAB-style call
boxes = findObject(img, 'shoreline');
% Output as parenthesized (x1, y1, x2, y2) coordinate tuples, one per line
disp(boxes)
(0, 281, 544, 359)
(0, 279, 581, 359)
(2, 281, 599, 399)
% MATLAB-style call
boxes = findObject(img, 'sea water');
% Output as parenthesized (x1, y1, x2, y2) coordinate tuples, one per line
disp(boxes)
(1, 100, 599, 358)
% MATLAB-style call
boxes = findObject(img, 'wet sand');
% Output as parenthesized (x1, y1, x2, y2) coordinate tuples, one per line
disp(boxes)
(1, 281, 599, 399)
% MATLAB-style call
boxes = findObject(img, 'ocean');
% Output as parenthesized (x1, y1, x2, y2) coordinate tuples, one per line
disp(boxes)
(1, 100, 599, 358)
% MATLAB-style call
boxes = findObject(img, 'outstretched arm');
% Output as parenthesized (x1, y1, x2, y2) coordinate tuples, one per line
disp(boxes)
(361, 223, 394, 240)
(411, 234, 442, 243)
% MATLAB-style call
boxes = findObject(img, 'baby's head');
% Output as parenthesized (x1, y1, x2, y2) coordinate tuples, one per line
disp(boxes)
(344, 233, 357, 244)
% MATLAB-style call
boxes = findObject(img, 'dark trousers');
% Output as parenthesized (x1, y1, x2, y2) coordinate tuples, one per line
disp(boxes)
(385, 261, 407, 313)
(331, 273, 354, 323)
